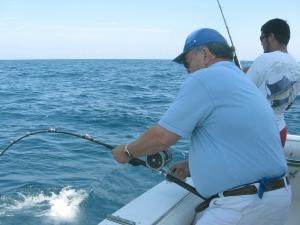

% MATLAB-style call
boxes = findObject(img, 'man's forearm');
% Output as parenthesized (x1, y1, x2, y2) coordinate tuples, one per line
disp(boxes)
(128, 124, 180, 158)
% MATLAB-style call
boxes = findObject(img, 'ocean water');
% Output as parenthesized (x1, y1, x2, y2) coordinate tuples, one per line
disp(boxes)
(0, 59, 299, 225)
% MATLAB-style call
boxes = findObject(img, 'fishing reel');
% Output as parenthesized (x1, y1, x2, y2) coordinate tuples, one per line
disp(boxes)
(145, 151, 172, 170)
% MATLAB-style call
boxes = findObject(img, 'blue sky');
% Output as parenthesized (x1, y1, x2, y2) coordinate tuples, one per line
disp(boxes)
(0, 0, 299, 60)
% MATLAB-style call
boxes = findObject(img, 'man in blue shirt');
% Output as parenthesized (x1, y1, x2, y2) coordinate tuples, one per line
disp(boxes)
(112, 28, 291, 225)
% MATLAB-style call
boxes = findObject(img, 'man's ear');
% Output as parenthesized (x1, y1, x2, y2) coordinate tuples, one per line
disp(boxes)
(268, 33, 276, 42)
(202, 47, 215, 64)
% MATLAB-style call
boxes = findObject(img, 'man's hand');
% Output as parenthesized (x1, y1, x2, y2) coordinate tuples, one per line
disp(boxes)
(170, 160, 190, 180)
(112, 124, 180, 165)
(112, 144, 131, 164)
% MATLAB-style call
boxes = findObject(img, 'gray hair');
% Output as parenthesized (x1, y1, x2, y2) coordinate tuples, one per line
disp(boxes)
(193, 42, 234, 60)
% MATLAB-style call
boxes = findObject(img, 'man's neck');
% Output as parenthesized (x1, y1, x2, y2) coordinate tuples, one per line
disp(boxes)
(270, 44, 288, 53)
(206, 58, 227, 67)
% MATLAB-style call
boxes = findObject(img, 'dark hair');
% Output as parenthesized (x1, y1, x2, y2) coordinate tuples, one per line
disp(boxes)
(261, 18, 290, 45)
(196, 42, 234, 60)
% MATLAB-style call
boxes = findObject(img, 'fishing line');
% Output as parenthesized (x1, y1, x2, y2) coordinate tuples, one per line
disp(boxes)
(216, 0, 242, 69)
(0, 128, 206, 200)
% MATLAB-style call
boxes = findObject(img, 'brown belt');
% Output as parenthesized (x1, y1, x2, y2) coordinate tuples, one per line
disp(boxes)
(195, 177, 289, 213)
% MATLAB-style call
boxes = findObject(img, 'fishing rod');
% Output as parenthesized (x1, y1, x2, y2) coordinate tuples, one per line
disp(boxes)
(0, 128, 206, 200)
(216, 0, 242, 69)
(0, 128, 144, 166)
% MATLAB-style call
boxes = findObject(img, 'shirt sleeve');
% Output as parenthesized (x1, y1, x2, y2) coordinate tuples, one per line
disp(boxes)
(158, 76, 213, 138)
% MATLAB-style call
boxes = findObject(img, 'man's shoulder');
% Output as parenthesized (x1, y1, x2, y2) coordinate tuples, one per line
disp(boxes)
(191, 61, 237, 78)
(251, 52, 299, 74)
(254, 51, 297, 64)
(253, 52, 277, 64)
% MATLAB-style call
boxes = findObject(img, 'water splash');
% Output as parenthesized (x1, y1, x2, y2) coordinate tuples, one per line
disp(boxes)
(47, 187, 87, 221)
(0, 187, 88, 223)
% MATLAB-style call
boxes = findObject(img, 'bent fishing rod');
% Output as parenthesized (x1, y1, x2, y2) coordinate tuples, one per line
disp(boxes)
(216, 0, 242, 69)
(0, 128, 145, 166)
(0, 128, 206, 200)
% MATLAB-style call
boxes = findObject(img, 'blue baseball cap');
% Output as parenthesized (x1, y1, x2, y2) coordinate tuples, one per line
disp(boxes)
(173, 28, 228, 64)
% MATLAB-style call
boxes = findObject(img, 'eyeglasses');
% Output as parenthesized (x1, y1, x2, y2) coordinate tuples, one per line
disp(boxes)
(183, 53, 192, 69)
(183, 48, 198, 69)
(183, 60, 190, 69)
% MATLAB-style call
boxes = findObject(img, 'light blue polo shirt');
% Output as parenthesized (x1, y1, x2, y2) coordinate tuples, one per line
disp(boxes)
(159, 61, 287, 197)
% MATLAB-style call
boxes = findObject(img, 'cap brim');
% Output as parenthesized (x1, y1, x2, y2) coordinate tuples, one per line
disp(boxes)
(172, 53, 185, 64)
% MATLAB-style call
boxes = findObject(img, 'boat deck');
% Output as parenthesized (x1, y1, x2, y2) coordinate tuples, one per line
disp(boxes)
(286, 200, 300, 225)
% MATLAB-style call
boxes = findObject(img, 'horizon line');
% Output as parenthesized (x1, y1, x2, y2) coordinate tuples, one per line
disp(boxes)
(0, 58, 255, 62)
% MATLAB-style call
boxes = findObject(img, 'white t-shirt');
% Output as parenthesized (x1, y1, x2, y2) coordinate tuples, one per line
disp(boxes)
(247, 51, 300, 130)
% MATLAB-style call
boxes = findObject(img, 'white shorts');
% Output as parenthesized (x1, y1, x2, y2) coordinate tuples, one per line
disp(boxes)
(195, 185, 291, 225)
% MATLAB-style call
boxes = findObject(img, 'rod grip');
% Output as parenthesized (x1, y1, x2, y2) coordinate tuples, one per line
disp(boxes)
(129, 158, 147, 167)
(165, 173, 206, 199)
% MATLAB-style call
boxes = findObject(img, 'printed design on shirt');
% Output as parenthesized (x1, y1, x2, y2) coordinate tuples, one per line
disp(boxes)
(266, 76, 294, 108)
(265, 62, 300, 112)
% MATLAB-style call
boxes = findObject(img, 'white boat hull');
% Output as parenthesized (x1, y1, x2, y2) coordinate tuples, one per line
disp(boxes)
(99, 134, 300, 225)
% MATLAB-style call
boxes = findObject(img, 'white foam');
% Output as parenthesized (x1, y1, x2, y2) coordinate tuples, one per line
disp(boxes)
(47, 187, 88, 221)
(0, 187, 88, 222)
(0, 192, 51, 216)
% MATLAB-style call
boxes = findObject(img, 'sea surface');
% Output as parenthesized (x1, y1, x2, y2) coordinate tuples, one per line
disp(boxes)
(0, 59, 299, 225)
